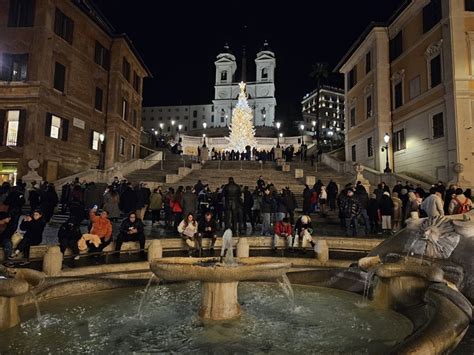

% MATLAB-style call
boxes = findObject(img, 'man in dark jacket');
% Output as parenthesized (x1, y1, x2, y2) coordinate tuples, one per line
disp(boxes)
(282, 187, 297, 224)
(0, 212, 15, 261)
(119, 183, 137, 214)
(198, 211, 218, 253)
(194, 180, 205, 195)
(341, 190, 360, 237)
(58, 216, 82, 259)
(379, 191, 394, 235)
(83, 182, 103, 210)
(223, 177, 242, 234)
(28, 182, 41, 213)
(136, 183, 151, 221)
(115, 212, 145, 258)
(182, 186, 197, 218)
(4, 186, 25, 226)
(326, 180, 338, 212)
(303, 185, 312, 215)
(242, 186, 255, 232)
(354, 184, 370, 236)
(14, 210, 46, 265)
(260, 188, 274, 236)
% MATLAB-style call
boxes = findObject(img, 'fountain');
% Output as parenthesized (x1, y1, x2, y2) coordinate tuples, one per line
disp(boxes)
(150, 257, 291, 320)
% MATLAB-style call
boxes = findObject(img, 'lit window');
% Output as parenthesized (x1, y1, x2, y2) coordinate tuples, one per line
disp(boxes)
(51, 115, 61, 139)
(6, 110, 20, 146)
(91, 131, 100, 151)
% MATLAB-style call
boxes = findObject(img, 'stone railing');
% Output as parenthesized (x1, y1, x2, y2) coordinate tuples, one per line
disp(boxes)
(53, 150, 163, 187)
(321, 152, 431, 190)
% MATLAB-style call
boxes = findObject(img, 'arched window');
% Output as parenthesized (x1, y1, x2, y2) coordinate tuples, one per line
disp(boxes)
(221, 70, 227, 81)
(261, 67, 268, 80)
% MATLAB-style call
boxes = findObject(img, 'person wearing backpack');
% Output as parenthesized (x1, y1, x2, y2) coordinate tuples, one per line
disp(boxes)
(448, 188, 472, 215)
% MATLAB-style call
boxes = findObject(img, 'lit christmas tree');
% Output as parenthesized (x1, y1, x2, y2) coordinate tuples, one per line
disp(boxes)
(227, 82, 257, 152)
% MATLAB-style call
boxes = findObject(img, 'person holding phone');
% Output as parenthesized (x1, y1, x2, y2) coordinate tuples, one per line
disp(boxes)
(87, 206, 112, 256)
(115, 212, 145, 258)
(13, 210, 46, 265)
(177, 213, 200, 256)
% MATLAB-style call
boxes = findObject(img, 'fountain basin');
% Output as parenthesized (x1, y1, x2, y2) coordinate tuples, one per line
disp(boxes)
(150, 257, 291, 320)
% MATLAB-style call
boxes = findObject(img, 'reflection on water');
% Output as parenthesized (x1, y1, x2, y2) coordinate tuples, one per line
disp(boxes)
(0, 282, 413, 354)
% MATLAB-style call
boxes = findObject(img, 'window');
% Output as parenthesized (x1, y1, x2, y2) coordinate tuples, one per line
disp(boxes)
(6, 110, 19, 146)
(466, 0, 474, 11)
(54, 8, 74, 44)
(132, 110, 138, 127)
(211, 115, 214, 122)
(351, 145, 356, 162)
(409, 76, 421, 99)
(1, 53, 28, 81)
(423, 0, 442, 33)
(192, 121, 197, 128)
(122, 99, 128, 120)
(53, 62, 66, 92)
(119, 136, 125, 155)
(393, 129, 406, 151)
(430, 55, 442, 88)
(91, 130, 100, 150)
(350, 107, 356, 127)
(167, 127, 170, 132)
(366, 95, 372, 118)
(45, 113, 69, 141)
(261, 67, 268, 79)
(131, 144, 136, 159)
(8, 0, 35, 27)
(95, 87, 103, 111)
(389, 32, 403, 62)
(133, 72, 141, 92)
(220, 70, 227, 81)
(432, 112, 444, 138)
(122, 58, 130, 81)
(221, 116, 225, 123)
(365, 51, 371, 74)
(367, 137, 373, 157)
(394, 81, 403, 109)
(193, 110, 197, 118)
(94, 41, 110, 70)
(348, 67, 357, 89)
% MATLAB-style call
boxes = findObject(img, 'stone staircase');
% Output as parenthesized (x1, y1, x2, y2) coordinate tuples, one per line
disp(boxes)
(125, 152, 193, 184)
(286, 160, 353, 188)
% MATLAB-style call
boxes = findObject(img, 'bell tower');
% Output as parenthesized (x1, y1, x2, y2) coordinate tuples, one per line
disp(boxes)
(254, 40, 276, 126)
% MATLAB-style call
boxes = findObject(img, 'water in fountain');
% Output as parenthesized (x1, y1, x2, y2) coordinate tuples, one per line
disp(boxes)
(29, 291, 42, 329)
(356, 270, 376, 307)
(0, 282, 413, 353)
(137, 275, 156, 319)
(223, 247, 236, 265)
(277, 274, 295, 309)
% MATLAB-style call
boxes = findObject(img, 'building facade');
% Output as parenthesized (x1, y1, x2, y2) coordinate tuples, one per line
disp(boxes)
(336, 0, 474, 186)
(301, 85, 345, 149)
(0, 0, 150, 182)
(142, 42, 277, 134)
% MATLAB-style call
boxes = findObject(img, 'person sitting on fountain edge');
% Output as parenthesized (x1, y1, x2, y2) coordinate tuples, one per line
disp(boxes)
(198, 211, 218, 254)
(178, 213, 200, 257)
(87, 207, 112, 258)
(115, 212, 146, 259)
(273, 217, 293, 252)
(58, 216, 82, 260)
(293, 215, 317, 253)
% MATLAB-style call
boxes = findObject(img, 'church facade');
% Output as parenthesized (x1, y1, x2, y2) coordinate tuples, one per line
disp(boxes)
(142, 42, 276, 133)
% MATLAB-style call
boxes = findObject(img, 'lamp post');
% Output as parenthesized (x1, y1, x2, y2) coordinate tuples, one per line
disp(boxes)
(202, 133, 207, 148)
(99, 133, 105, 170)
(300, 124, 305, 145)
(312, 120, 316, 139)
(159, 122, 164, 135)
(178, 124, 182, 142)
(381, 132, 392, 173)
(171, 120, 176, 139)
(276, 121, 281, 147)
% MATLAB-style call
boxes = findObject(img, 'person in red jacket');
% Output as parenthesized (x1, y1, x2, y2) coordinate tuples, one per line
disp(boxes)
(272, 217, 293, 252)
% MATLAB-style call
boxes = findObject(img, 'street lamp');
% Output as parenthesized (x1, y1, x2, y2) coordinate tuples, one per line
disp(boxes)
(381, 132, 392, 173)
(276, 121, 281, 147)
(98, 133, 105, 170)
(178, 124, 182, 141)
(312, 120, 316, 139)
(159, 122, 164, 134)
(300, 124, 305, 145)
(202, 133, 207, 148)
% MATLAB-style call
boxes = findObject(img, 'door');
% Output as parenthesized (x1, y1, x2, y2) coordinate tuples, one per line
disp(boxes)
(46, 160, 59, 182)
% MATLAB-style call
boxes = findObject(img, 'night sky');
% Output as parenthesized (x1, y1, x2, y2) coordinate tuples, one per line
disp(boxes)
(95, 1, 405, 119)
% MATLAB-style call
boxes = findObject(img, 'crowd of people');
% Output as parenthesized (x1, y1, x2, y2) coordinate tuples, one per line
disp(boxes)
(319, 180, 472, 237)
(1, 172, 472, 266)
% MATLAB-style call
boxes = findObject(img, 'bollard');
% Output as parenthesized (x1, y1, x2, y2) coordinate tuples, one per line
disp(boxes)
(42, 246, 63, 276)
(148, 240, 163, 263)
(315, 239, 329, 264)
(236, 238, 249, 258)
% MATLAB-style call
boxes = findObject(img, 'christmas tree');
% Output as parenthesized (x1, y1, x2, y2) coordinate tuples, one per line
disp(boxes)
(227, 82, 257, 152)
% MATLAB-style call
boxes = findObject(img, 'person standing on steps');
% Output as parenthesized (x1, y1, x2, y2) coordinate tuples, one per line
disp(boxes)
(327, 180, 338, 212)
(341, 189, 360, 237)
(242, 186, 255, 233)
(223, 177, 242, 236)
(260, 188, 274, 236)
